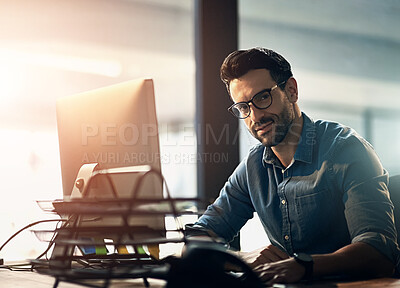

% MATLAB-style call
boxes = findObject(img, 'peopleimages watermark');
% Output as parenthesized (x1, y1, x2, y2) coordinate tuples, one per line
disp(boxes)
(81, 123, 242, 146)
(81, 121, 317, 147)
(81, 152, 229, 165)
(82, 123, 159, 146)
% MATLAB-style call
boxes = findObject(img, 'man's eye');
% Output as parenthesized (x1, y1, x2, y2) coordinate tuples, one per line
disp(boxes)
(258, 93, 270, 100)
(238, 105, 248, 112)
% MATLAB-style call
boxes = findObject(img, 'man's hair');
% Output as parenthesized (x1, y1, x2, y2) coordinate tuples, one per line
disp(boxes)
(220, 47, 293, 95)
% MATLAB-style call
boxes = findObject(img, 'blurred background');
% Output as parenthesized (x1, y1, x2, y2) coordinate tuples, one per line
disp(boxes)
(0, 0, 399, 260)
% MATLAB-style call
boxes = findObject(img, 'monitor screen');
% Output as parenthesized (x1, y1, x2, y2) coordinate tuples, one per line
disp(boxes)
(56, 78, 162, 200)
(55, 78, 169, 261)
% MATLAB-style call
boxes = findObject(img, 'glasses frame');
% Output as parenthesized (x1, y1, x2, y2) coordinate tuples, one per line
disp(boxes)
(227, 81, 287, 119)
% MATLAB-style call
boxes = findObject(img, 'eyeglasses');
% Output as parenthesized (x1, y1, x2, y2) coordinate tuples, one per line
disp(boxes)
(228, 81, 286, 119)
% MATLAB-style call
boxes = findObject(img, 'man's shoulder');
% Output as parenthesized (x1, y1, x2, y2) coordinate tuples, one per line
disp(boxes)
(239, 143, 265, 168)
(248, 143, 264, 154)
(246, 143, 265, 161)
(311, 118, 374, 158)
(313, 118, 361, 143)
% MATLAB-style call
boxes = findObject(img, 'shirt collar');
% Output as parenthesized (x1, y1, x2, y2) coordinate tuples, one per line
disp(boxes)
(262, 112, 315, 167)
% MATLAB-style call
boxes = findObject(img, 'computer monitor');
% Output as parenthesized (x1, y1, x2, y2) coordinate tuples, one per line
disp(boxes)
(56, 78, 162, 198)
(56, 78, 164, 231)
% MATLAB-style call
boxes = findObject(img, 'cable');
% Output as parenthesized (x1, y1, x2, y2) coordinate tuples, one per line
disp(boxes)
(36, 219, 69, 261)
(0, 218, 68, 265)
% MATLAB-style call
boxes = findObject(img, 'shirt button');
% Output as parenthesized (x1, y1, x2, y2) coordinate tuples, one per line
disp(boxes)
(281, 199, 286, 205)
(284, 235, 289, 241)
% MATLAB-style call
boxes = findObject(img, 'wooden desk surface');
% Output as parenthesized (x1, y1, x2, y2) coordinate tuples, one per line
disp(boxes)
(1, 269, 399, 287)
(0, 269, 165, 288)
(294, 277, 400, 288)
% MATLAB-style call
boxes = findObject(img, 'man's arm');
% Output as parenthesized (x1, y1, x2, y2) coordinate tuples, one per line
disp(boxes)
(313, 242, 394, 278)
(194, 158, 256, 243)
(253, 242, 394, 285)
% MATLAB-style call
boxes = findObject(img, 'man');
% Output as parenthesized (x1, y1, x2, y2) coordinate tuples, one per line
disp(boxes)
(193, 47, 399, 285)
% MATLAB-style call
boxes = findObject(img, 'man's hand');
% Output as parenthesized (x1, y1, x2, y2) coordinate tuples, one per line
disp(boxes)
(250, 242, 395, 285)
(239, 244, 290, 269)
(238, 245, 305, 285)
(254, 257, 306, 285)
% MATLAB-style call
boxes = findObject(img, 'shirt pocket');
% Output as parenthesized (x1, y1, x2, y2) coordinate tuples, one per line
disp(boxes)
(294, 189, 335, 240)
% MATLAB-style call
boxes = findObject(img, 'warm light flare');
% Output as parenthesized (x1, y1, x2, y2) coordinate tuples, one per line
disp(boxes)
(0, 129, 61, 261)
(0, 48, 122, 78)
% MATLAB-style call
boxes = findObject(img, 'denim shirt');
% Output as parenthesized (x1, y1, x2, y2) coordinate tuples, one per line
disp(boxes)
(196, 113, 398, 264)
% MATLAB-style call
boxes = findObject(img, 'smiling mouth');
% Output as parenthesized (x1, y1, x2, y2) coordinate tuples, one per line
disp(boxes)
(255, 120, 274, 134)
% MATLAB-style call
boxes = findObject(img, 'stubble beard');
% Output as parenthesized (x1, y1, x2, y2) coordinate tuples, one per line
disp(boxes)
(250, 105, 295, 147)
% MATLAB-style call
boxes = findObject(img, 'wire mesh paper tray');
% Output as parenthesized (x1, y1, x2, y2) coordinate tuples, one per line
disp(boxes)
(31, 165, 206, 288)
(37, 197, 202, 216)
(33, 262, 170, 288)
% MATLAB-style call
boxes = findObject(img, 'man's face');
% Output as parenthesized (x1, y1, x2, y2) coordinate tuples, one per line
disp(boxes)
(229, 69, 295, 147)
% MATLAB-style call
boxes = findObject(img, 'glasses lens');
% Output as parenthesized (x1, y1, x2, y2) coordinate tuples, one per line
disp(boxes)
(253, 91, 272, 109)
(232, 103, 249, 118)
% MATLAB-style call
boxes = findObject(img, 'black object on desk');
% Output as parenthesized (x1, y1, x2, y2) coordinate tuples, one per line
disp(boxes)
(166, 241, 263, 288)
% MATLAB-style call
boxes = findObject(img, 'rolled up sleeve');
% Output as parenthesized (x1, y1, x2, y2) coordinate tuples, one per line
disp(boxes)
(334, 136, 399, 264)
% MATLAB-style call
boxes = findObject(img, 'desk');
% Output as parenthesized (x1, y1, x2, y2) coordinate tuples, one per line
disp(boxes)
(292, 278, 400, 287)
(1, 269, 399, 288)
(0, 269, 165, 288)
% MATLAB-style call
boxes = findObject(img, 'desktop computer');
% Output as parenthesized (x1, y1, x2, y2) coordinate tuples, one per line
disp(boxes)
(54, 78, 166, 257)
(56, 78, 162, 201)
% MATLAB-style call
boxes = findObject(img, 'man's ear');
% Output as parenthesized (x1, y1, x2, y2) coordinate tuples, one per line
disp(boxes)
(285, 77, 298, 103)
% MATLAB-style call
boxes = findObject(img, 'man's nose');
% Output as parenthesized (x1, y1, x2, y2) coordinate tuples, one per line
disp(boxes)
(249, 104, 263, 122)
